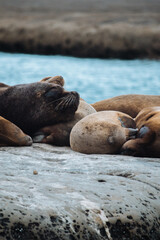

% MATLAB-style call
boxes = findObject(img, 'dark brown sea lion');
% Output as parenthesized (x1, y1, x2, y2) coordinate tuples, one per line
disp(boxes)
(121, 106, 160, 157)
(0, 116, 32, 146)
(70, 111, 137, 154)
(91, 94, 160, 118)
(0, 81, 79, 135)
(33, 100, 96, 146)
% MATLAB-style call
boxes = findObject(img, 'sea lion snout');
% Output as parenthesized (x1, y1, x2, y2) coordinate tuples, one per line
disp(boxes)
(55, 90, 80, 112)
(126, 128, 138, 140)
(22, 135, 33, 146)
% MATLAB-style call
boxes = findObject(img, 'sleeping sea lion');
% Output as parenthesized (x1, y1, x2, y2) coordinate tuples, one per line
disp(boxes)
(70, 111, 137, 154)
(0, 81, 79, 135)
(121, 106, 160, 157)
(33, 100, 96, 146)
(0, 83, 9, 93)
(91, 94, 160, 118)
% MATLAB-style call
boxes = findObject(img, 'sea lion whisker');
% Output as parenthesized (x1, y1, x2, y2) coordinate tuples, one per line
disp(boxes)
(46, 96, 67, 106)
(54, 96, 74, 111)
(55, 101, 68, 111)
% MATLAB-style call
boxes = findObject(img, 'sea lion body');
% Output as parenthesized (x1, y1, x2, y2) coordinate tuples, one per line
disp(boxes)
(91, 94, 160, 118)
(121, 106, 160, 157)
(0, 83, 9, 93)
(0, 116, 32, 146)
(0, 81, 79, 135)
(70, 111, 137, 154)
(33, 100, 96, 146)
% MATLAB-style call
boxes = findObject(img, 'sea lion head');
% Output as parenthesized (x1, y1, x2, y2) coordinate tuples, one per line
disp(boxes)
(121, 107, 160, 157)
(120, 139, 143, 157)
(0, 81, 80, 134)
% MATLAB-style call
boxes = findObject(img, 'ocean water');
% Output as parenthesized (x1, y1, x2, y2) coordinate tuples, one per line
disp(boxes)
(0, 52, 160, 103)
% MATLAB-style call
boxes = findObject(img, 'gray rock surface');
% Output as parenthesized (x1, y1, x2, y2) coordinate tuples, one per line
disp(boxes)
(0, 143, 160, 240)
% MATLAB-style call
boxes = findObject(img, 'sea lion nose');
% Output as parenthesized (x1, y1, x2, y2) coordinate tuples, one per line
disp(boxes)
(24, 135, 33, 146)
(71, 91, 80, 99)
(128, 128, 138, 139)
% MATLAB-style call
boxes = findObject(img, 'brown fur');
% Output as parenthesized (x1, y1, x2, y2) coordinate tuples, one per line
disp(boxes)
(0, 116, 32, 146)
(40, 75, 65, 86)
(91, 94, 160, 118)
(121, 107, 160, 157)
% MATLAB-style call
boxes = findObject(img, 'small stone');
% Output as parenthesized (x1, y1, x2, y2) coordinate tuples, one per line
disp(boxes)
(33, 170, 38, 175)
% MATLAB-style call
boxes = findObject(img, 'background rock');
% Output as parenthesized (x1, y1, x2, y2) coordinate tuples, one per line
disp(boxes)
(0, 143, 160, 239)
(0, 0, 160, 59)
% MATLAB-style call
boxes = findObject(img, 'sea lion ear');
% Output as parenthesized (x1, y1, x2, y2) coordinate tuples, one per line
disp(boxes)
(40, 76, 65, 86)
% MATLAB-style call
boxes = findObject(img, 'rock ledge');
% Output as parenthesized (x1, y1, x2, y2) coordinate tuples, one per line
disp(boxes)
(0, 143, 160, 239)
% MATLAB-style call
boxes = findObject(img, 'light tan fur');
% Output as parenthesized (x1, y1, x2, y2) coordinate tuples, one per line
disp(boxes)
(0, 116, 32, 146)
(70, 111, 137, 154)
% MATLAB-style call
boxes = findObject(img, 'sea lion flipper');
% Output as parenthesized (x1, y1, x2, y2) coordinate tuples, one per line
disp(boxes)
(127, 128, 138, 140)
(32, 132, 45, 143)
(0, 116, 32, 146)
(118, 115, 136, 129)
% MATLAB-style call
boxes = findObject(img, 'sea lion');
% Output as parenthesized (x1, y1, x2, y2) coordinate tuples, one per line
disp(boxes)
(0, 116, 32, 146)
(91, 94, 160, 118)
(121, 106, 160, 157)
(33, 100, 96, 146)
(0, 83, 9, 93)
(0, 81, 79, 135)
(70, 111, 137, 154)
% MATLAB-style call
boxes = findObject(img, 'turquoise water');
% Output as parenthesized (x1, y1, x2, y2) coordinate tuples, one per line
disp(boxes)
(0, 52, 160, 103)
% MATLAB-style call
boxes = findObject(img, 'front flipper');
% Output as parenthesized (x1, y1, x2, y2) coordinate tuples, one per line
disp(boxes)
(0, 116, 32, 146)
(121, 125, 156, 157)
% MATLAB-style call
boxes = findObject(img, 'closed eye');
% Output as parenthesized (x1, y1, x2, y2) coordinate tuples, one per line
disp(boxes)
(146, 114, 155, 121)
(44, 87, 62, 99)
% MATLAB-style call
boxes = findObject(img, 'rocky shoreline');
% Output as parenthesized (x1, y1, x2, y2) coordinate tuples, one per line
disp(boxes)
(0, 143, 160, 239)
(0, 0, 160, 59)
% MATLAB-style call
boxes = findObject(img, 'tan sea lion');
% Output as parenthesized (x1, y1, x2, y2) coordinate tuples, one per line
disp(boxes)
(33, 100, 96, 146)
(0, 80, 79, 135)
(91, 94, 160, 118)
(121, 106, 160, 157)
(70, 111, 137, 154)
(0, 116, 32, 146)
(0, 83, 9, 93)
